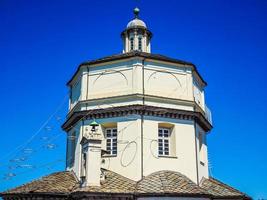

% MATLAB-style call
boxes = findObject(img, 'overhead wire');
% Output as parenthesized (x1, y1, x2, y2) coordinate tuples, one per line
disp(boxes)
(1, 112, 141, 182)
(1, 100, 140, 180)
(1, 67, 185, 182)
(0, 93, 69, 163)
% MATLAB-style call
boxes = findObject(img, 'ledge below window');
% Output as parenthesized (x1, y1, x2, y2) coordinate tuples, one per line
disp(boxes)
(102, 154, 117, 158)
(158, 155, 178, 159)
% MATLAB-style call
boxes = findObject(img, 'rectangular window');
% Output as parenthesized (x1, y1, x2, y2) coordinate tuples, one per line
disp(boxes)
(158, 128, 170, 156)
(199, 132, 205, 164)
(130, 38, 134, 50)
(67, 132, 76, 167)
(81, 146, 87, 177)
(138, 37, 142, 51)
(106, 128, 117, 155)
(199, 132, 203, 151)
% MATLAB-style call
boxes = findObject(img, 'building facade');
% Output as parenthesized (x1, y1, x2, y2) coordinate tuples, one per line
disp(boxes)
(1, 8, 250, 200)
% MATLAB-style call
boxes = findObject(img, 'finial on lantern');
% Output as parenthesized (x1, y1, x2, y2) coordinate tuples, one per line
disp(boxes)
(133, 7, 140, 18)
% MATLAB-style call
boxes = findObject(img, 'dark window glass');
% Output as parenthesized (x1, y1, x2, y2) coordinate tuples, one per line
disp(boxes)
(138, 37, 142, 51)
(130, 38, 134, 50)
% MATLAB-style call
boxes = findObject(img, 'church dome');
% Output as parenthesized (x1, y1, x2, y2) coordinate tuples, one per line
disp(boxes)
(127, 18, 147, 29)
(126, 7, 147, 29)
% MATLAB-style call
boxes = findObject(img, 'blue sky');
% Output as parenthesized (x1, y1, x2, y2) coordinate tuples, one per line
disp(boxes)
(0, 0, 267, 198)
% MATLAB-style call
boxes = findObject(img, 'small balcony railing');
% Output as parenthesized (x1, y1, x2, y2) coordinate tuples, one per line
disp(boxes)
(204, 105, 212, 125)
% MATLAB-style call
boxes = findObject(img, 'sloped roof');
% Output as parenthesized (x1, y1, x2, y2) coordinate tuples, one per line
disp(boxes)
(201, 177, 251, 199)
(73, 169, 136, 194)
(80, 51, 194, 67)
(73, 170, 207, 196)
(2, 171, 77, 195)
(1, 169, 251, 199)
(136, 170, 207, 195)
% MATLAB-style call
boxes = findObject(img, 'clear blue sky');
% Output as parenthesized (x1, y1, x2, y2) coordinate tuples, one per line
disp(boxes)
(0, 0, 267, 198)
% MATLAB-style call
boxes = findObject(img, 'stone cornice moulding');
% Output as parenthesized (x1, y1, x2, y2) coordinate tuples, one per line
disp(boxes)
(62, 104, 212, 132)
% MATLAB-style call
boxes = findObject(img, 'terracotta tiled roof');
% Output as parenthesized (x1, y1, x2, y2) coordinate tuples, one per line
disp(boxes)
(2, 171, 77, 195)
(1, 169, 251, 200)
(201, 177, 251, 199)
(136, 171, 207, 195)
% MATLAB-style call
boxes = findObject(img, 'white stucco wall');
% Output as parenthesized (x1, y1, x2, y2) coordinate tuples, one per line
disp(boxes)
(196, 124, 209, 181)
(193, 78, 205, 110)
(66, 115, 209, 183)
(66, 121, 82, 178)
(67, 117, 142, 181)
(66, 57, 210, 184)
(142, 116, 198, 183)
(84, 61, 134, 100)
(70, 75, 82, 110)
(144, 61, 193, 101)
(100, 117, 142, 181)
(69, 58, 201, 113)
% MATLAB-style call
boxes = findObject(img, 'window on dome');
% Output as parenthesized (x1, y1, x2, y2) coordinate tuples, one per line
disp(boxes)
(106, 128, 117, 155)
(130, 37, 134, 50)
(138, 37, 142, 51)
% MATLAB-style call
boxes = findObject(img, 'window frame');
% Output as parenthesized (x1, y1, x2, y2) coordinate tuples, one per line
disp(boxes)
(158, 128, 171, 156)
(138, 37, 142, 51)
(81, 145, 87, 178)
(67, 131, 76, 168)
(199, 132, 205, 165)
(105, 128, 118, 156)
(130, 37, 134, 51)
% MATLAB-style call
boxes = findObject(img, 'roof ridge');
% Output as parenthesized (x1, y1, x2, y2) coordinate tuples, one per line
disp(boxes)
(158, 171, 167, 192)
(134, 170, 208, 195)
(101, 168, 137, 184)
(68, 170, 80, 192)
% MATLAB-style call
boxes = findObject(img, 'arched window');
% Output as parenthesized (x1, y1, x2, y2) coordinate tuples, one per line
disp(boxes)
(138, 37, 142, 51)
(130, 37, 134, 51)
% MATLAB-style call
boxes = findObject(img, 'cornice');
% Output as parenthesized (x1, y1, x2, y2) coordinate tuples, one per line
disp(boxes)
(62, 104, 212, 132)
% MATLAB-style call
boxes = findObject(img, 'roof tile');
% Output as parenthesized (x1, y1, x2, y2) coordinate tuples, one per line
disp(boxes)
(1, 169, 251, 199)
(201, 177, 251, 199)
(2, 171, 77, 195)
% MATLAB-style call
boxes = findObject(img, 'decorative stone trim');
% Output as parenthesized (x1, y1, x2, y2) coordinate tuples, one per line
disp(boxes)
(62, 104, 212, 132)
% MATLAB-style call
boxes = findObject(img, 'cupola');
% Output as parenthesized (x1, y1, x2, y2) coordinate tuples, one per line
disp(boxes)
(121, 8, 152, 53)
